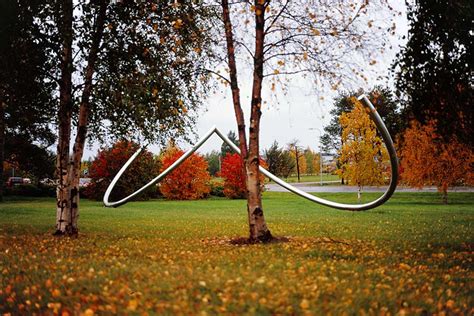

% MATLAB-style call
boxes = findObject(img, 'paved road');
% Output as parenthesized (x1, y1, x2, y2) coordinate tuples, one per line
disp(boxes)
(265, 182, 474, 193)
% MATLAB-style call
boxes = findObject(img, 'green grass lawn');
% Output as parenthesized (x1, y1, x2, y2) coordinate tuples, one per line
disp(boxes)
(265, 173, 340, 183)
(0, 192, 473, 315)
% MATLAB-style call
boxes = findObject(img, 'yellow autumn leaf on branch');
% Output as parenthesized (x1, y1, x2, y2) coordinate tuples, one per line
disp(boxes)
(311, 28, 321, 36)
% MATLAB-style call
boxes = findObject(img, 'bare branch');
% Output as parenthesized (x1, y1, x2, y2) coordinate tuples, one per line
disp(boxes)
(264, 0, 290, 34)
(263, 69, 310, 78)
(234, 39, 255, 58)
(203, 68, 231, 84)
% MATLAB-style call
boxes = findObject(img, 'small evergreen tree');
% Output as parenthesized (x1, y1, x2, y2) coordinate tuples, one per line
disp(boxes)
(204, 150, 220, 176)
(220, 131, 239, 158)
(263, 142, 296, 179)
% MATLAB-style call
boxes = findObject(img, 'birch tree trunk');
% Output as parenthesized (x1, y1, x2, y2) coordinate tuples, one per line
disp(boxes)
(54, 0, 74, 235)
(221, 0, 248, 189)
(221, 0, 272, 242)
(66, 0, 107, 236)
(55, 0, 106, 236)
(246, 0, 272, 242)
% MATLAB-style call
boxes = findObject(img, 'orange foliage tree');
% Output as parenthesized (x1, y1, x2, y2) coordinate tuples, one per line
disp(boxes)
(338, 98, 389, 201)
(400, 121, 474, 203)
(159, 147, 211, 200)
(220, 153, 265, 199)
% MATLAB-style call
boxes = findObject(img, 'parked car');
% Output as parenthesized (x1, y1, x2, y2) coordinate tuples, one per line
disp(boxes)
(23, 178, 32, 184)
(79, 178, 92, 188)
(40, 178, 58, 186)
(6, 177, 24, 187)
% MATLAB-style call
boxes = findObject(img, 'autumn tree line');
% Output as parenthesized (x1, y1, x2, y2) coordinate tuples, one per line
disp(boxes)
(0, 0, 472, 240)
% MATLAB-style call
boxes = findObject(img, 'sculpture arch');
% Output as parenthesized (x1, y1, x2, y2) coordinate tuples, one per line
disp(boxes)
(103, 94, 398, 211)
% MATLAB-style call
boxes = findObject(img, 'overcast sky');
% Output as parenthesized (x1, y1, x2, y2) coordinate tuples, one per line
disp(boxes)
(83, 0, 408, 159)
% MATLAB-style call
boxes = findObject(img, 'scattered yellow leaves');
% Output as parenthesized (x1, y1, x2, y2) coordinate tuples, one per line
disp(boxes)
(446, 299, 455, 309)
(193, 47, 202, 54)
(172, 19, 183, 29)
(300, 299, 310, 309)
(82, 308, 95, 316)
(399, 263, 412, 271)
(0, 198, 472, 315)
(127, 299, 138, 311)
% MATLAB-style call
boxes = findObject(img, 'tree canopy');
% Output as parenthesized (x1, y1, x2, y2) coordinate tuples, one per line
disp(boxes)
(321, 87, 401, 155)
(0, 0, 56, 200)
(88, 1, 213, 144)
(41, 0, 214, 235)
(263, 141, 294, 179)
(393, 0, 473, 147)
(400, 120, 474, 203)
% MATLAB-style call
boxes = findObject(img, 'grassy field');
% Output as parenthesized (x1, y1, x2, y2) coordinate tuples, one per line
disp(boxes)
(0, 192, 473, 315)
(265, 173, 340, 183)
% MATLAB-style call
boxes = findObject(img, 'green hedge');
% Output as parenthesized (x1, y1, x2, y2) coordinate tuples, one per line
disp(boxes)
(4, 184, 55, 197)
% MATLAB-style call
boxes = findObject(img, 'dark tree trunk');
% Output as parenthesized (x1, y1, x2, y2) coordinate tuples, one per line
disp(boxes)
(54, 0, 74, 236)
(441, 184, 448, 204)
(295, 146, 300, 182)
(246, 0, 272, 242)
(340, 138, 345, 184)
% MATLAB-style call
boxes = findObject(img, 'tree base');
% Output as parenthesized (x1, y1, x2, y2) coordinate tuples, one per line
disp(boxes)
(230, 233, 290, 245)
(252, 230, 273, 243)
(53, 227, 78, 238)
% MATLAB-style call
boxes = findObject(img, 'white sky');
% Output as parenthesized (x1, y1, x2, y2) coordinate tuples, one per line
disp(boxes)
(83, 0, 408, 159)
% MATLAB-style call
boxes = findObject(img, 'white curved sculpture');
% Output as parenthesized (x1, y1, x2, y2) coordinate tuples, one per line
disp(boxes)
(103, 94, 398, 210)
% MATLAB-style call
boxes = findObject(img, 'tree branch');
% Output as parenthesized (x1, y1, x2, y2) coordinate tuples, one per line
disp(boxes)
(264, 0, 289, 34)
(203, 68, 231, 84)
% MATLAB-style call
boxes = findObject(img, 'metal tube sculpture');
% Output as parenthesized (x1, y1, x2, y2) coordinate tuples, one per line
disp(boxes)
(104, 94, 398, 210)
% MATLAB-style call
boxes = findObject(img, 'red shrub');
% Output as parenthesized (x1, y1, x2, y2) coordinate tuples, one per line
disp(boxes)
(220, 153, 266, 199)
(85, 141, 160, 201)
(159, 147, 211, 200)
